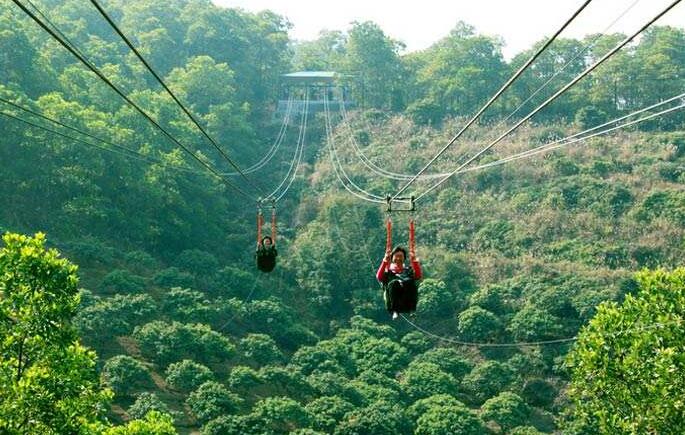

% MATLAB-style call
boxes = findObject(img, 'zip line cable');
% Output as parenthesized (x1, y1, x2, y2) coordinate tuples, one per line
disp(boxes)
(235, 95, 295, 175)
(0, 95, 321, 183)
(333, 192, 576, 348)
(0, 98, 224, 175)
(402, 315, 684, 348)
(88, 0, 265, 196)
(335, 200, 685, 348)
(318, 0, 638, 184)
(10, 0, 253, 199)
(501, 0, 643, 125)
(392, 0, 595, 200)
(0, 110, 168, 165)
(337, 90, 444, 181)
(0, 97, 155, 162)
(327, 97, 389, 201)
(24, 0, 93, 66)
(412, 0, 683, 202)
(458, 98, 685, 175)
(266, 91, 310, 202)
(324, 93, 392, 204)
(323, 94, 387, 204)
(273, 108, 307, 202)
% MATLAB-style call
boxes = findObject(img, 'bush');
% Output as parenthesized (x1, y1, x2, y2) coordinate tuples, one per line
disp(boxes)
(401, 362, 459, 400)
(462, 361, 516, 405)
(165, 360, 214, 392)
(102, 355, 151, 397)
(175, 249, 219, 276)
(457, 306, 503, 342)
(481, 392, 531, 431)
(124, 250, 158, 273)
(153, 267, 195, 288)
(100, 269, 146, 293)
(239, 333, 284, 366)
(133, 321, 234, 366)
(127, 392, 171, 421)
(414, 403, 484, 435)
(161, 287, 210, 322)
(305, 396, 355, 433)
(186, 381, 242, 424)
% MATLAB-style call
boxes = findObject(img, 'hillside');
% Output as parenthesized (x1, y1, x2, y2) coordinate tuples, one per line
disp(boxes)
(1, 0, 684, 434)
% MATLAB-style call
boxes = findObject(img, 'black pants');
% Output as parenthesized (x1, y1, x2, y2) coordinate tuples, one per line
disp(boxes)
(256, 253, 276, 272)
(385, 279, 418, 313)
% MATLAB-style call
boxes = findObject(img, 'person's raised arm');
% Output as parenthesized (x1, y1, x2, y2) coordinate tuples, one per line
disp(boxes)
(410, 256, 422, 280)
(376, 247, 391, 282)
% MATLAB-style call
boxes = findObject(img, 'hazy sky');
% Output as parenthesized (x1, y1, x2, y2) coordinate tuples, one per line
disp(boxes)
(212, 0, 685, 59)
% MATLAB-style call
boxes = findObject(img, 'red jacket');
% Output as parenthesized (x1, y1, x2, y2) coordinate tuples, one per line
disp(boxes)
(376, 259, 422, 283)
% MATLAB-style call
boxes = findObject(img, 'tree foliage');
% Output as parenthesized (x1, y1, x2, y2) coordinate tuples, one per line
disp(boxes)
(0, 233, 112, 433)
(567, 268, 685, 433)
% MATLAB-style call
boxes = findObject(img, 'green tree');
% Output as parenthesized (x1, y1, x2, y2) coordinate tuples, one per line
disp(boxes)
(414, 403, 485, 435)
(408, 21, 505, 121)
(407, 394, 466, 421)
(413, 347, 473, 381)
(343, 21, 405, 110)
(133, 321, 234, 366)
(462, 361, 516, 404)
(174, 248, 219, 277)
(239, 333, 284, 366)
(334, 401, 410, 435)
(0, 233, 112, 433)
(100, 269, 146, 293)
(186, 381, 243, 425)
(165, 359, 214, 392)
(305, 396, 355, 433)
(507, 305, 563, 342)
(481, 392, 531, 432)
(567, 268, 685, 433)
(127, 393, 172, 421)
(416, 279, 455, 319)
(102, 355, 153, 398)
(292, 30, 347, 71)
(401, 361, 459, 400)
(226, 365, 263, 397)
(153, 267, 195, 289)
(521, 378, 557, 408)
(457, 306, 503, 342)
(161, 287, 211, 323)
(509, 426, 544, 435)
(400, 331, 432, 355)
(201, 415, 245, 435)
(76, 293, 156, 345)
(104, 411, 177, 435)
(244, 397, 312, 434)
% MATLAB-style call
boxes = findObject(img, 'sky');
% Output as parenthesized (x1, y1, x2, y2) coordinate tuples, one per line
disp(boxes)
(212, 0, 685, 59)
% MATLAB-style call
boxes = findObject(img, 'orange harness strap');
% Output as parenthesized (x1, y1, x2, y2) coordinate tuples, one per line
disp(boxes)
(271, 206, 277, 244)
(409, 217, 416, 258)
(257, 210, 264, 245)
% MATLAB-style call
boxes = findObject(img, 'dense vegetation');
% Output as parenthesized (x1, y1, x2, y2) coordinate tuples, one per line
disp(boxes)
(1, 0, 684, 433)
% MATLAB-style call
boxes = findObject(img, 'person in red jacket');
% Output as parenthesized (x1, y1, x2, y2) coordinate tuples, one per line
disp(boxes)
(376, 245, 422, 319)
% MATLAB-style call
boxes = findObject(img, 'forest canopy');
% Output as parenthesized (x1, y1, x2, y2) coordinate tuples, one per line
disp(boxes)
(1, 0, 684, 433)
